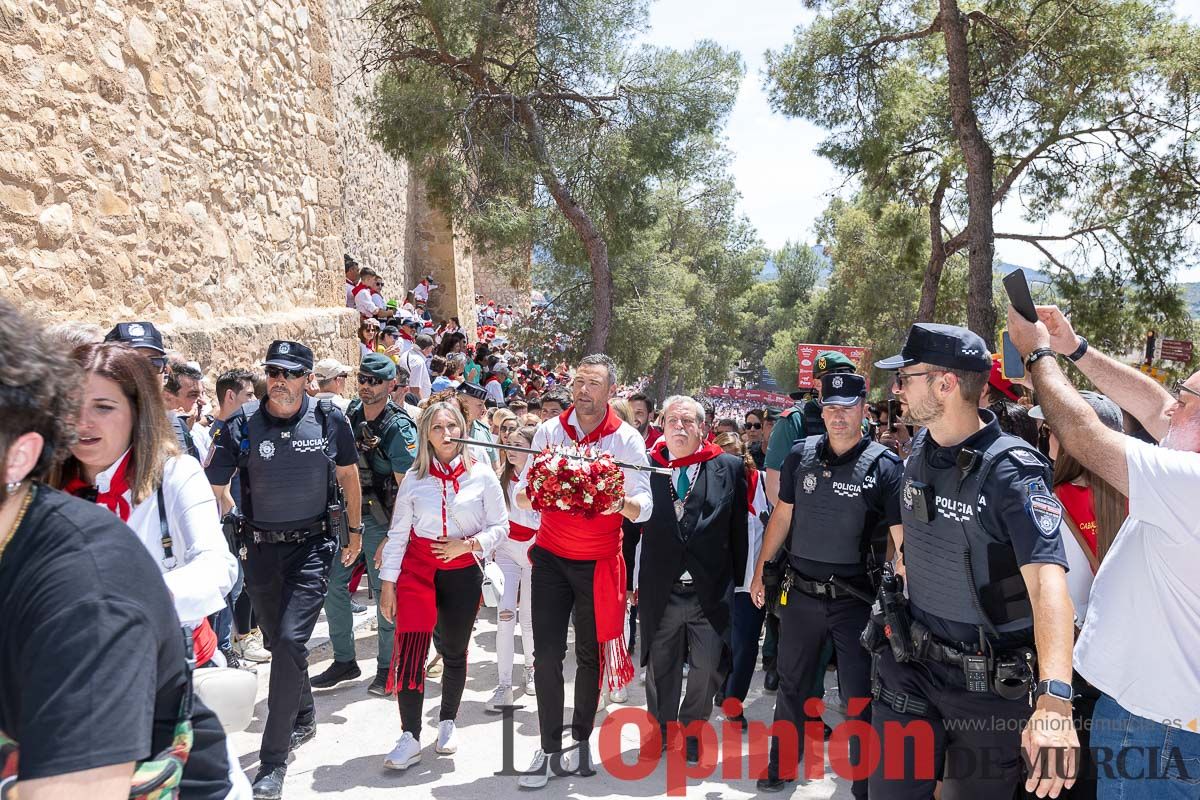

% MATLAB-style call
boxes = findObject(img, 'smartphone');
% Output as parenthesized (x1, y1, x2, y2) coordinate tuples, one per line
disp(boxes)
(1003, 270, 1038, 323)
(1000, 330, 1025, 380)
(888, 398, 901, 431)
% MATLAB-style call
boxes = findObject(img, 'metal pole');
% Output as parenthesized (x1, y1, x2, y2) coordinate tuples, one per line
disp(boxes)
(449, 437, 671, 476)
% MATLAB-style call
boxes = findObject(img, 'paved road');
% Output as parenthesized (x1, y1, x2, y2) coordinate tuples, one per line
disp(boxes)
(228, 589, 853, 799)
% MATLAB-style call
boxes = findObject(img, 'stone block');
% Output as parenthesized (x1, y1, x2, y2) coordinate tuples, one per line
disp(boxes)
(96, 185, 130, 215)
(38, 203, 74, 244)
(126, 16, 157, 63)
(0, 184, 37, 216)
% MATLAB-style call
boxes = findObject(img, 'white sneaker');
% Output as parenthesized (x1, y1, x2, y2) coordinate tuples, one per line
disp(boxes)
(639, 669, 646, 684)
(238, 630, 272, 663)
(561, 740, 593, 776)
(517, 749, 551, 789)
(383, 732, 422, 770)
(435, 720, 457, 754)
(608, 685, 628, 704)
(485, 684, 514, 713)
(525, 666, 537, 696)
(682, 662, 690, 678)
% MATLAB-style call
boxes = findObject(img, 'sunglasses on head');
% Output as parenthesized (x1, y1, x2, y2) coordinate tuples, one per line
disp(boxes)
(745, 422, 763, 429)
(265, 366, 309, 380)
(358, 374, 387, 386)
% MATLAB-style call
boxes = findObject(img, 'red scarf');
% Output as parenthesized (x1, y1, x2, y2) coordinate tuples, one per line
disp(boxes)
(747, 469, 761, 516)
(429, 459, 466, 538)
(648, 439, 724, 469)
(64, 451, 133, 521)
(538, 405, 634, 690)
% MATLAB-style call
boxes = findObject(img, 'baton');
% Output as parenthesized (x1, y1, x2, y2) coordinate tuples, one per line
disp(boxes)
(450, 437, 672, 476)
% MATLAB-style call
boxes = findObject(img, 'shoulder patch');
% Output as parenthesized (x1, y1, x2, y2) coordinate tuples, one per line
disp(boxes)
(1027, 493, 1063, 538)
(1009, 448, 1045, 468)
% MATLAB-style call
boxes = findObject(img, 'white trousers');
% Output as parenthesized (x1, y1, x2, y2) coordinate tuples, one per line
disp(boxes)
(494, 535, 534, 686)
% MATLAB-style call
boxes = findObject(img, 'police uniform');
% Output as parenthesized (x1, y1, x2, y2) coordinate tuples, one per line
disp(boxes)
(314, 353, 418, 694)
(457, 381, 498, 466)
(761, 374, 903, 797)
(104, 321, 199, 460)
(868, 324, 1069, 800)
(204, 340, 358, 782)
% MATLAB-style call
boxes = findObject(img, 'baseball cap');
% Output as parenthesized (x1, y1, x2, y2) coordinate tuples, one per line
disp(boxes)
(104, 321, 165, 354)
(819, 373, 867, 407)
(813, 350, 857, 379)
(313, 358, 353, 381)
(875, 323, 991, 373)
(263, 340, 314, 372)
(1030, 391, 1122, 432)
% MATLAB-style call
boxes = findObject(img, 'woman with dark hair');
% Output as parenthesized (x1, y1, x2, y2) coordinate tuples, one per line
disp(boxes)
(55, 343, 238, 666)
(359, 318, 381, 358)
(0, 300, 245, 799)
(378, 401, 507, 770)
(485, 423, 541, 711)
(435, 330, 467, 358)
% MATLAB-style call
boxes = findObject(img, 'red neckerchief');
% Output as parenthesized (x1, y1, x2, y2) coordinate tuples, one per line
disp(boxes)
(649, 439, 724, 468)
(429, 459, 466, 539)
(747, 468, 760, 516)
(64, 450, 133, 522)
(352, 282, 371, 297)
(559, 406, 622, 445)
(399, 329, 415, 342)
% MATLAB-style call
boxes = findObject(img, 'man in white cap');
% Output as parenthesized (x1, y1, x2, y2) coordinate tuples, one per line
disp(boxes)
(313, 358, 353, 413)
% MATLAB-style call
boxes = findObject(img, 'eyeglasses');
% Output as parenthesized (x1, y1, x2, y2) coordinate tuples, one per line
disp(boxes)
(892, 369, 942, 389)
(1170, 380, 1200, 402)
(745, 422, 763, 430)
(358, 374, 386, 386)
(147, 356, 167, 373)
(266, 366, 309, 380)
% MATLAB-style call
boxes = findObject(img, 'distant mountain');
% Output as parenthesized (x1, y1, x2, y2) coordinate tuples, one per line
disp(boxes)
(757, 245, 833, 283)
(997, 262, 1052, 286)
(1183, 283, 1200, 318)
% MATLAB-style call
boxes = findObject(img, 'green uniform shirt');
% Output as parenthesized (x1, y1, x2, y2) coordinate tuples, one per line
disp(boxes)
(764, 400, 825, 471)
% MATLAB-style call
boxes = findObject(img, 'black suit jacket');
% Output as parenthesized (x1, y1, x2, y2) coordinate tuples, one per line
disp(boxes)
(637, 452, 748, 667)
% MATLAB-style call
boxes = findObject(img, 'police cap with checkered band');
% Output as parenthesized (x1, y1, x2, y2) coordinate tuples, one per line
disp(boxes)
(819, 372, 867, 407)
(874, 323, 992, 373)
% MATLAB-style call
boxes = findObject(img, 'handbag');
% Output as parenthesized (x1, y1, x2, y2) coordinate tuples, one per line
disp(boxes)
(480, 558, 506, 608)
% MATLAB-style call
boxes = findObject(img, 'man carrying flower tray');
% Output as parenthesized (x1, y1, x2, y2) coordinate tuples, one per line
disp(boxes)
(512, 354, 653, 789)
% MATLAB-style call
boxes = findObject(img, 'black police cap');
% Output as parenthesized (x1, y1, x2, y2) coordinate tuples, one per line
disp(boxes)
(104, 321, 165, 354)
(819, 373, 867, 407)
(457, 381, 488, 401)
(263, 340, 314, 372)
(875, 323, 991, 373)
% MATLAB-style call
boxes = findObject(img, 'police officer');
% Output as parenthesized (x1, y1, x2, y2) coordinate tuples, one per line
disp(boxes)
(103, 321, 198, 459)
(457, 381, 498, 466)
(750, 372, 904, 796)
(311, 353, 418, 695)
(205, 340, 362, 800)
(867, 323, 1078, 799)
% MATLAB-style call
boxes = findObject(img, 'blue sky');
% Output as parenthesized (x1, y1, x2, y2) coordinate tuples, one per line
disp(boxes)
(642, 0, 1200, 277)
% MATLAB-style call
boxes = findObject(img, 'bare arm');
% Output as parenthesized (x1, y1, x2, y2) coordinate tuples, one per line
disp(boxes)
(210, 483, 234, 517)
(22, 763, 135, 800)
(1036, 305, 1174, 440)
(764, 468, 780, 507)
(748, 501, 792, 608)
(336, 463, 362, 529)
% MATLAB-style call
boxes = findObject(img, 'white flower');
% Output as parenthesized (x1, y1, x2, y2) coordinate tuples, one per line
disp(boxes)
(596, 481, 606, 491)
(583, 493, 593, 503)
(557, 499, 571, 509)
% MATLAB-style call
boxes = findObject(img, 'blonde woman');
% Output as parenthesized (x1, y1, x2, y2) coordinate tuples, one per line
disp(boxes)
(378, 402, 508, 770)
(485, 424, 541, 711)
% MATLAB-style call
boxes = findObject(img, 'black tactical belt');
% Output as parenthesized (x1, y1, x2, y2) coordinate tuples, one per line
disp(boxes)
(787, 569, 872, 602)
(251, 522, 327, 544)
(872, 683, 930, 717)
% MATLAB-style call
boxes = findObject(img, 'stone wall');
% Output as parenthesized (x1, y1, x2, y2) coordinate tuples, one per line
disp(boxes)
(0, 0, 511, 374)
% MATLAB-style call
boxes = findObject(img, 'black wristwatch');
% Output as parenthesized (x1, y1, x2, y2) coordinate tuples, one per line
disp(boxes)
(349, 525, 364, 534)
(1033, 678, 1074, 705)
(1067, 336, 1088, 362)
(1025, 348, 1056, 370)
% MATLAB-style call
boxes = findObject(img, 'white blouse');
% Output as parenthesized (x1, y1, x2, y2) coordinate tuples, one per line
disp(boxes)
(379, 456, 509, 582)
(505, 474, 541, 531)
(96, 453, 238, 626)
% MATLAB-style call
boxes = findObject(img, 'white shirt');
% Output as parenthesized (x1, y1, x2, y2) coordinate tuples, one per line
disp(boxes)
(97, 453, 238, 626)
(1074, 438, 1200, 726)
(191, 421, 213, 465)
(506, 475, 541, 530)
(414, 281, 430, 303)
(371, 291, 388, 311)
(739, 471, 769, 592)
(401, 348, 431, 400)
(485, 378, 505, 405)
(345, 281, 356, 308)
(1060, 511, 1095, 625)
(379, 457, 508, 582)
(516, 409, 653, 525)
(354, 287, 377, 318)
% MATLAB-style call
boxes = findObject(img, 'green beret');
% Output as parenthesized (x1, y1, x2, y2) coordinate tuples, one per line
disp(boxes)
(360, 353, 397, 380)
(813, 350, 856, 378)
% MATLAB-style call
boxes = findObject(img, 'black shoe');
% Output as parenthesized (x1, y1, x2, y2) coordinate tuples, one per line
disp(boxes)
(763, 670, 779, 693)
(351, 600, 368, 614)
(310, 659, 361, 689)
(685, 736, 700, 765)
(367, 667, 389, 696)
(756, 774, 792, 793)
(824, 723, 834, 740)
(252, 762, 287, 799)
(726, 713, 748, 731)
(288, 720, 316, 751)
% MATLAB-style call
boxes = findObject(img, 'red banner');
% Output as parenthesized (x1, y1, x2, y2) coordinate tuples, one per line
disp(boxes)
(795, 344, 870, 389)
(705, 386, 791, 408)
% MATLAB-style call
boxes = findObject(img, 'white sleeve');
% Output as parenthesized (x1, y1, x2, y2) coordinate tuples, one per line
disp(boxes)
(1060, 525, 1094, 625)
(160, 457, 238, 626)
(380, 472, 417, 582)
(486, 381, 504, 403)
(621, 429, 653, 524)
(414, 359, 431, 400)
(633, 536, 642, 591)
(472, 468, 510, 558)
(515, 423, 548, 495)
(355, 290, 377, 317)
(1125, 437, 1200, 542)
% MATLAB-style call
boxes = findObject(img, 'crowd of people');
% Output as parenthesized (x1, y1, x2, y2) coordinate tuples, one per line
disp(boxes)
(1, 287, 1198, 800)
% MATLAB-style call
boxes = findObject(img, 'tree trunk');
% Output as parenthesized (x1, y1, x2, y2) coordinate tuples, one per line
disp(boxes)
(940, 0, 997, 346)
(514, 99, 613, 355)
(651, 347, 673, 406)
(917, 169, 951, 321)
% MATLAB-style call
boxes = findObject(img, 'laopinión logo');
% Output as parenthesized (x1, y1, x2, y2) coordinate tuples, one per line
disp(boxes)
(492, 698, 1198, 794)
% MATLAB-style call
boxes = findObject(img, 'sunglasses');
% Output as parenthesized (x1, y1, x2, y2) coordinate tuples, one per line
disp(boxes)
(266, 366, 309, 380)
(745, 422, 763, 430)
(500, 424, 519, 434)
(892, 369, 942, 389)
(358, 374, 387, 386)
(148, 356, 167, 373)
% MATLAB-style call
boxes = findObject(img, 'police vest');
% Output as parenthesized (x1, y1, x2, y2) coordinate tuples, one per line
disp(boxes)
(346, 399, 409, 505)
(789, 436, 895, 565)
(240, 398, 335, 528)
(901, 430, 1044, 635)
